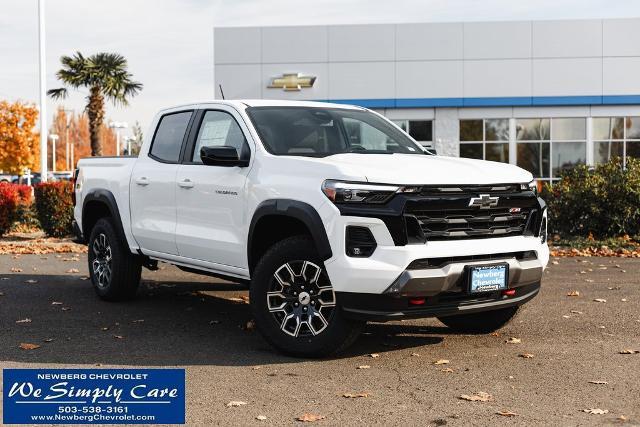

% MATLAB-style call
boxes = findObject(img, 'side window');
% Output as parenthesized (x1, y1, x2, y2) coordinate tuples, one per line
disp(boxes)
(149, 111, 192, 162)
(192, 111, 247, 163)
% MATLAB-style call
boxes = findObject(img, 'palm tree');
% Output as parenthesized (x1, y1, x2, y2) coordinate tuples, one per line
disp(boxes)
(48, 52, 142, 156)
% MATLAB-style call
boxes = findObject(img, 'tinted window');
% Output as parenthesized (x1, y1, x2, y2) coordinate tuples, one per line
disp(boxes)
(150, 111, 192, 162)
(192, 111, 246, 163)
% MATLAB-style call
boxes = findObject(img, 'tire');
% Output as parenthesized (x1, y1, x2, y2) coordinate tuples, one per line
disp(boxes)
(437, 306, 519, 334)
(87, 217, 142, 301)
(250, 235, 364, 358)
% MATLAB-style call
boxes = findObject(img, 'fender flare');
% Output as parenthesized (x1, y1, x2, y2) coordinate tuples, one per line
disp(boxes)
(82, 189, 128, 244)
(248, 199, 333, 269)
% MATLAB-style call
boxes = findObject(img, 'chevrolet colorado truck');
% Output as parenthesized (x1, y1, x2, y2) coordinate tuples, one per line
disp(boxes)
(73, 100, 548, 357)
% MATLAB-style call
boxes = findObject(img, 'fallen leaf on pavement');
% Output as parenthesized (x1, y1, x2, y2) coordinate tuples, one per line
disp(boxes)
(66, 268, 79, 273)
(256, 415, 267, 421)
(619, 349, 639, 354)
(132, 319, 144, 323)
(61, 307, 71, 311)
(441, 368, 454, 373)
(24, 279, 38, 284)
(570, 310, 583, 314)
(459, 392, 493, 402)
(567, 290, 580, 297)
(343, 392, 369, 398)
(357, 365, 370, 369)
(433, 359, 449, 365)
(297, 414, 326, 422)
(593, 298, 607, 303)
(19, 343, 40, 350)
(43, 338, 54, 343)
(410, 352, 420, 357)
(15, 318, 32, 323)
(226, 401, 247, 407)
(496, 410, 519, 417)
(243, 319, 256, 331)
(582, 408, 609, 415)
(505, 337, 521, 344)
(113, 335, 124, 339)
(588, 380, 608, 384)
(51, 301, 63, 305)
(519, 353, 534, 358)
(10, 267, 23, 272)
(369, 353, 380, 358)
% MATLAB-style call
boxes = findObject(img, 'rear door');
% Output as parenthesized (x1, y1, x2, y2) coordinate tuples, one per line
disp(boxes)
(130, 110, 193, 255)
(174, 107, 252, 268)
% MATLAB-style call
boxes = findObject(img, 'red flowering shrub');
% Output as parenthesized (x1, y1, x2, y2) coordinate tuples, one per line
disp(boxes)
(34, 181, 74, 237)
(0, 183, 20, 236)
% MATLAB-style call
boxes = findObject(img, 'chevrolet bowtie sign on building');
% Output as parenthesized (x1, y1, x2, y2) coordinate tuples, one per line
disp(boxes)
(268, 73, 316, 91)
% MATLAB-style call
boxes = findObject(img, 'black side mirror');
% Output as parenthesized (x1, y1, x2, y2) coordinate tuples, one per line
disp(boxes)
(200, 146, 249, 167)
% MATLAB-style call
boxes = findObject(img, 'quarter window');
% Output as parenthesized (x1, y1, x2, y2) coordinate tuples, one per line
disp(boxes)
(192, 111, 247, 163)
(149, 111, 192, 163)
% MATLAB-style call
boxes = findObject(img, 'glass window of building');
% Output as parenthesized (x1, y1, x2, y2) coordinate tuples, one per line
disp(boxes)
(594, 117, 640, 166)
(516, 118, 585, 181)
(459, 119, 509, 163)
(392, 120, 433, 146)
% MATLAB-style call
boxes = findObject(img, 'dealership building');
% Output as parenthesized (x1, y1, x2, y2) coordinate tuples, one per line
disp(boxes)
(214, 18, 640, 182)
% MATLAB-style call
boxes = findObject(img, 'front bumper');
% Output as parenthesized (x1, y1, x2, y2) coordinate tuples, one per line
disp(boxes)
(339, 282, 540, 321)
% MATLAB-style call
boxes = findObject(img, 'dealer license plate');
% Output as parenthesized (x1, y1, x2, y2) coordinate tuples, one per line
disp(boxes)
(468, 264, 508, 293)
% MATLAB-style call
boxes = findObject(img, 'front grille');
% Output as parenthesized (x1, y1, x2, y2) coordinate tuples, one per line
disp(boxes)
(413, 207, 531, 240)
(403, 184, 538, 242)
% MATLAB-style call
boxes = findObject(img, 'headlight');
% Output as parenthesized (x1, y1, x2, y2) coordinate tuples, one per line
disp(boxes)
(521, 180, 538, 195)
(321, 180, 419, 204)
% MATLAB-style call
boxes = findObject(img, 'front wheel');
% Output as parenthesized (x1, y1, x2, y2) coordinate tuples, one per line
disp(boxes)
(250, 236, 364, 358)
(437, 306, 519, 334)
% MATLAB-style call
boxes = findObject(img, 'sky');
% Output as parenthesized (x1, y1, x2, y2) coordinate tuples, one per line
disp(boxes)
(1, 0, 640, 138)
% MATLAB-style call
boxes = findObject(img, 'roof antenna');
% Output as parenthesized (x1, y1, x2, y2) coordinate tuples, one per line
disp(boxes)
(219, 84, 225, 100)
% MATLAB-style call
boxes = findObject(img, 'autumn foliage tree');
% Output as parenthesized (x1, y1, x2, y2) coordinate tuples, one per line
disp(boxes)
(49, 107, 118, 170)
(0, 101, 40, 174)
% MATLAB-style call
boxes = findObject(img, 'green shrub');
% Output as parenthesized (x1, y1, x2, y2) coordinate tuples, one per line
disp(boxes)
(0, 183, 20, 237)
(542, 157, 640, 239)
(34, 181, 74, 237)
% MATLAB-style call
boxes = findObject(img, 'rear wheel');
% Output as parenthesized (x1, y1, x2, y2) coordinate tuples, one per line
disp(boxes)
(250, 236, 364, 358)
(437, 306, 519, 334)
(88, 217, 142, 301)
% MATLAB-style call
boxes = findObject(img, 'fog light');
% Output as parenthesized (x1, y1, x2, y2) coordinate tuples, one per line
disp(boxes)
(346, 226, 377, 257)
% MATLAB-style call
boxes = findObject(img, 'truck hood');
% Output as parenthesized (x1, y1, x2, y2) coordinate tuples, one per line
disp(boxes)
(310, 153, 533, 185)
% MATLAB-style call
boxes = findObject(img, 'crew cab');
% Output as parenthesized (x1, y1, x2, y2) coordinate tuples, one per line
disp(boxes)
(73, 100, 548, 357)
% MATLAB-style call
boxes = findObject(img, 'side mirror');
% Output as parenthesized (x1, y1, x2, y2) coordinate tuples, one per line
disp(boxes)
(200, 146, 249, 167)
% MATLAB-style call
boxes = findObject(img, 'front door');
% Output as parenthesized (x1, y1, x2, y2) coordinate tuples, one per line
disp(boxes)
(175, 108, 252, 268)
(130, 110, 193, 255)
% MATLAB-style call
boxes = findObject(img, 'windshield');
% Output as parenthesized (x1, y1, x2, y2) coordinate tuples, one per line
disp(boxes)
(246, 106, 425, 157)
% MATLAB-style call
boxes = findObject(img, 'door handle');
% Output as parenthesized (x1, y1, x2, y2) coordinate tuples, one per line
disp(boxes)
(178, 178, 194, 189)
(135, 177, 149, 186)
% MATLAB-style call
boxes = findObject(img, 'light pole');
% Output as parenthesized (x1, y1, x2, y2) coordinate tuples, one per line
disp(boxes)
(49, 134, 59, 172)
(123, 136, 134, 155)
(63, 109, 74, 170)
(38, 0, 48, 182)
(108, 121, 128, 156)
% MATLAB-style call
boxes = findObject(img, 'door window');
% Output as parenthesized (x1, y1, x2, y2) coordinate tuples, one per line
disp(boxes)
(192, 111, 247, 163)
(149, 111, 192, 162)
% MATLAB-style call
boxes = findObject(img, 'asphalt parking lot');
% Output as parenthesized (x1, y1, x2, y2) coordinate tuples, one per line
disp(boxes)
(1, 254, 639, 425)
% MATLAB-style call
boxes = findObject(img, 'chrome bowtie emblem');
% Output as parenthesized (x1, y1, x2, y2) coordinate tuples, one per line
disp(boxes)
(468, 194, 499, 209)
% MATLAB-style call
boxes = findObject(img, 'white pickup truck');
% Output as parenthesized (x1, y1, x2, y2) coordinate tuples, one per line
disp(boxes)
(73, 100, 548, 357)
